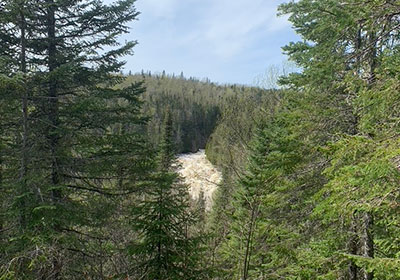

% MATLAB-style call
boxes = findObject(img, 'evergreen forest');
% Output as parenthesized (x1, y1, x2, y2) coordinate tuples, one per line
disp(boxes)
(1, 0, 400, 279)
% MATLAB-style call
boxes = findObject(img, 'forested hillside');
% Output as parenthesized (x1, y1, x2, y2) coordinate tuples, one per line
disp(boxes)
(121, 73, 270, 153)
(1, 0, 400, 279)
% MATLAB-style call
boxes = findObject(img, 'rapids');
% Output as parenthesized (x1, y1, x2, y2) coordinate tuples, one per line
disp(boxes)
(177, 150, 222, 210)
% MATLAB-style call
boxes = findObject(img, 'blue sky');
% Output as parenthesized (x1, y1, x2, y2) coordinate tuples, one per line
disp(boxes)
(117, 0, 299, 85)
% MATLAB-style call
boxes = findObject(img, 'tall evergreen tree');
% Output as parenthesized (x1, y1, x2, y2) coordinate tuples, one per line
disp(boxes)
(1, 0, 150, 278)
(130, 112, 205, 280)
(276, 0, 400, 278)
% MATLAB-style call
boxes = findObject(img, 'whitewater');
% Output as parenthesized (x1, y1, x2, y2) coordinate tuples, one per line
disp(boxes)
(177, 150, 222, 211)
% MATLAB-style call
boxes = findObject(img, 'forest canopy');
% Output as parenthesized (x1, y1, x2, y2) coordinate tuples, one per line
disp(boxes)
(1, 0, 400, 279)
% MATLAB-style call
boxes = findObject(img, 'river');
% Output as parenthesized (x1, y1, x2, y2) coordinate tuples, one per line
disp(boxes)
(177, 150, 222, 211)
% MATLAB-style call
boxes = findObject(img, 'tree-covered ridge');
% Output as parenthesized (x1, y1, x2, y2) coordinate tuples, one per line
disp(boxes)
(122, 73, 272, 154)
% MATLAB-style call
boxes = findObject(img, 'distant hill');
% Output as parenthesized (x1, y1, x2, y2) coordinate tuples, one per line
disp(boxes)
(121, 73, 275, 154)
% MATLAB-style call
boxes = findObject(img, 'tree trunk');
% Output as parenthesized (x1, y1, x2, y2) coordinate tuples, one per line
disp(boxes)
(0, 156, 3, 235)
(348, 213, 359, 280)
(19, 4, 28, 231)
(46, 0, 61, 203)
(47, 1, 62, 278)
(367, 30, 377, 86)
(243, 201, 259, 280)
(361, 212, 374, 280)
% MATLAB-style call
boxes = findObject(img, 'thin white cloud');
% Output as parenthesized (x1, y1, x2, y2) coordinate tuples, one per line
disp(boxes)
(174, 0, 290, 59)
(127, 0, 296, 84)
(138, 0, 180, 20)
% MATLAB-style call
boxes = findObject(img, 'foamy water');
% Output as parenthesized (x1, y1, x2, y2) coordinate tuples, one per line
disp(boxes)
(177, 150, 222, 210)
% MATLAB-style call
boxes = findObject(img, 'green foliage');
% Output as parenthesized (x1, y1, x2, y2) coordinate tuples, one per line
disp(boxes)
(2, 0, 400, 278)
(208, 0, 400, 279)
(124, 73, 271, 154)
(129, 114, 206, 280)
(0, 0, 154, 278)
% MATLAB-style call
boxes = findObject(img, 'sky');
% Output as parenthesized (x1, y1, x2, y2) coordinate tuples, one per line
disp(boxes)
(115, 0, 300, 85)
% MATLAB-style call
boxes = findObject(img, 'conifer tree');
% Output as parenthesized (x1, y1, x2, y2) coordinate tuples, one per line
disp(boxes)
(276, 0, 400, 278)
(221, 124, 272, 279)
(216, 117, 303, 279)
(0, 0, 149, 278)
(130, 112, 205, 280)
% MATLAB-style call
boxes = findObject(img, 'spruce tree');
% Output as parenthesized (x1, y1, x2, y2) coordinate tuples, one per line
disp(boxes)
(130, 112, 205, 280)
(277, 0, 400, 278)
(216, 118, 302, 279)
(1, 0, 149, 278)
